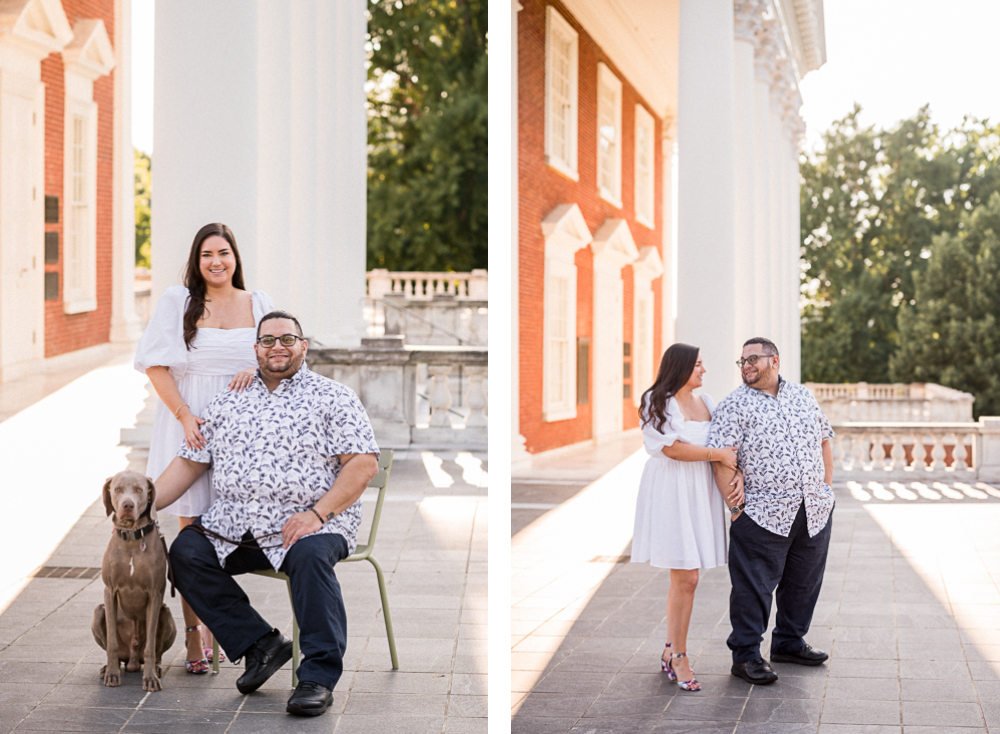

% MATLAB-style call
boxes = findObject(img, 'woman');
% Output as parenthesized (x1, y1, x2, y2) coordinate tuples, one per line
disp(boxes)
(631, 343, 744, 691)
(134, 223, 274, 673)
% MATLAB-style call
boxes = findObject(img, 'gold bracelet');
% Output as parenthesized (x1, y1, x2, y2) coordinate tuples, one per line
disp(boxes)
(708, 449, 713, 461)
(173, 403, 189, 419)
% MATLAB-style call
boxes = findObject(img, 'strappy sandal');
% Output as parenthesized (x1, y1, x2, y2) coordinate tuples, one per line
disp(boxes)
(205, 646, 225, 664)
(661, 643, 701, 691)
(184, 625, 210, 674)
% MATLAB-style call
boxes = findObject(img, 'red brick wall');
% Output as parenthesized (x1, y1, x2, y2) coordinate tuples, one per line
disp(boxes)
(42, 0, 116, 358)
(519, 0, 664, 453)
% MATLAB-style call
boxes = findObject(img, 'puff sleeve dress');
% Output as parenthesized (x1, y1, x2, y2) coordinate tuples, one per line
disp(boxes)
(134, 285, 275, 517)
(631, 394, 728, 570)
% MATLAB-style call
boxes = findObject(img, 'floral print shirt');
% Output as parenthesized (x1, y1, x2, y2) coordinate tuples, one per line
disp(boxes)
(708, 377, 834, 537)
(178, 363, 379, 570)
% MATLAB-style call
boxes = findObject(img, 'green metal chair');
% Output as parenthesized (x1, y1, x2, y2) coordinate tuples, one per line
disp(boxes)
(212, 450, 398, 683)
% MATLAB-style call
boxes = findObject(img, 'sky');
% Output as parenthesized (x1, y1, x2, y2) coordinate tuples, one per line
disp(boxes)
(799, 0, 1000, 150)
(131, 1, 1000, 155)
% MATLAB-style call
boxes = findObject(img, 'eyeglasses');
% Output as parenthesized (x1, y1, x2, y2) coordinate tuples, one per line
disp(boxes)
(736, 354, 775, 368)
(256, 334, 305, 348)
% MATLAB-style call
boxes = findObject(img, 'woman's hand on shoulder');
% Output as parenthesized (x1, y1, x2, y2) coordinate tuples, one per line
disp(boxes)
(228, 368, 255, 392)
(714, 446, 739, 471)
(177, 407, 207, 450)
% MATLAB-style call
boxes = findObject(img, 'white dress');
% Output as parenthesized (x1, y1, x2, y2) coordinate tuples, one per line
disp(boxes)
(631, 394, 728, 570)
(134, 285, 275, 517)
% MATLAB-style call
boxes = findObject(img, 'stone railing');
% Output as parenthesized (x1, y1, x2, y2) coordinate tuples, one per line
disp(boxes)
(309, 336, 487, 450)
(366, 269, 488, 301)
(830, 418, 1000, 482)
(807, 382, 974, 423)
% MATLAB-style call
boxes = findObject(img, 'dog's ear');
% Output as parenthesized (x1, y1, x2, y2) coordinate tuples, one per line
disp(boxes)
(146, 477, 157, 509)
(102, 477, 114, 517)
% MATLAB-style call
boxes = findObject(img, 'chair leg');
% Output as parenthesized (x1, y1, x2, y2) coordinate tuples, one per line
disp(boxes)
(284, 576, 300, 687)
(367, 555, 398, 670)
(211, 638, 220, 674)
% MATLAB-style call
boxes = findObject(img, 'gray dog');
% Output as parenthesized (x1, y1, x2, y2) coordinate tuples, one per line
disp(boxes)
(92, 471, 176, 691)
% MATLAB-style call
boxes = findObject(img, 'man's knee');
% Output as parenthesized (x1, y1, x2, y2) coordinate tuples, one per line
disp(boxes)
(169, 526, 211, 569)
(283, 534, 347, 577)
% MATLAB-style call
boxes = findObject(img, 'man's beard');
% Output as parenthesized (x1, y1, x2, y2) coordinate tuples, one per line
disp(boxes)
(742, 367, 768, 386)
(259, 353, 303, 382)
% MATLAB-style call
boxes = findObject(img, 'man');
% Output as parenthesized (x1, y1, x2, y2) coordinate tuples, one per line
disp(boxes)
(708, 337, 835, 686)
(153, 310, 379, 716)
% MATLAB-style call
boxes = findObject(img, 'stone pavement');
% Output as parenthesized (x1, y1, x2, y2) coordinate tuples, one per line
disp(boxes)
(0, 353, 487, 734)
(512, 437, 1000, 733)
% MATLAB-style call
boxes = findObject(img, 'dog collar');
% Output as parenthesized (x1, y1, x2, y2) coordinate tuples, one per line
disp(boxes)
(115, 519, 157, 542)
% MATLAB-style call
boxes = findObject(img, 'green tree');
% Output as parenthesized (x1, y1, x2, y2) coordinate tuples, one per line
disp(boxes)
(135, 148, 151, 269)
(366, 0, 487, 272)
(890, 192, 1000, 417)
(800, 106, 1000, 383)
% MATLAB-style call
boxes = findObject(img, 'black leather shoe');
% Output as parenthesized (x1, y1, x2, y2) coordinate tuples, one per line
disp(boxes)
(731, 658, 778, 685)
(287, 680, 333, 716)
(770, 644, 829, 666)
(236, 629, 293, 694)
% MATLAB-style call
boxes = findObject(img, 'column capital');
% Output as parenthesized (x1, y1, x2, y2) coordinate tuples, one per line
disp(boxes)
(734, 0, 763, 44)
(753, 16, 780, 83)
(661, 115, 676, 142)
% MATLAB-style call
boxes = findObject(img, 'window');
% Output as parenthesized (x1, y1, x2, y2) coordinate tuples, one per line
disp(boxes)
(597, 63, 622, 206)
(634, 105, 655, 227)
(545, 6, 578, 180)
(63, 105, 97, 314)
(544, 256, 578, 420)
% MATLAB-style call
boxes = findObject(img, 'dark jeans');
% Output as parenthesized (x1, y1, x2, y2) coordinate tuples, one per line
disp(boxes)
(727, 501, 833, 663)
(169, 524, 350, 690)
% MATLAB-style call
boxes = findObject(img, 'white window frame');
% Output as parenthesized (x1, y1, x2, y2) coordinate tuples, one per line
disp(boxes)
(545, 6, 579, 181)
(62, 96, 98, 314)
(634, 104, 655, 228)
(632, 288, 655, 407)
(543, 255, 578, 421)
(596, 63, 622, 208)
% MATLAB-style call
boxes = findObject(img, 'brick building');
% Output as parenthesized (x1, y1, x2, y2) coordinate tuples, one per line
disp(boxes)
(513, 0, 827, 458)
(0, 0, 138, 383)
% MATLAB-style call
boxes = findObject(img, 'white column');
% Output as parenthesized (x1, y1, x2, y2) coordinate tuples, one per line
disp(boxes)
(660, 121, 676, 350)
(0, 4, 70, 381)
(154, 1, 367, 346)
(111, 0, 142, 343)
(767, 59, 786, 348)
(512, 0, 529, 462)
(785, 105, 804, 381)
(732, 0, 760, 348)
(676, 0, 738, 399)
(152, 1, 260, 303)
(752, 17, 777, 340)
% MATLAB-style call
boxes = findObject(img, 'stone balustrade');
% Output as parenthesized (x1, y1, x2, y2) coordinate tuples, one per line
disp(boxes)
(309, 336, 487, 450)
(366, 269, 488, 301)
(807, 381, 974, 423)
(830, 418, 1000, 482)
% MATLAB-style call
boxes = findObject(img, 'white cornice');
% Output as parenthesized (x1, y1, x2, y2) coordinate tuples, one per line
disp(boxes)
(0, 0, 72, 59)
(773, 0, 825, 77)
(633, 245, 664, 279)
(560, 0, 678, 120)
(542, 203, 593, 249)
(63, 18, 116, 81)
(591, 218, 639, 267)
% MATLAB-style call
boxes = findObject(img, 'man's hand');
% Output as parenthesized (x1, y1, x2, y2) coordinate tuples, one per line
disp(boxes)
(281, 511, 323, 549)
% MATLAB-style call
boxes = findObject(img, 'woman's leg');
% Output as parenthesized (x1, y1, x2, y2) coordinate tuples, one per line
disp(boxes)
(664, 568, 699, 680)
(177, 516, 214, 665)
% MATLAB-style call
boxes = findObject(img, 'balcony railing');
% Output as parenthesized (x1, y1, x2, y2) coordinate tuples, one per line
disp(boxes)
(366, 269, 488, 301)
(829, 418, 1000, 482)
(806, 382, 974, 423)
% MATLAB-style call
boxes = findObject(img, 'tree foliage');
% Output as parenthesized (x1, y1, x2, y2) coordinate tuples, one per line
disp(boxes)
(889, 193, 1000, 417)
(800, 106, 1000, 384)
(366, 0, 487, 272)
(135, 148, 151, 269)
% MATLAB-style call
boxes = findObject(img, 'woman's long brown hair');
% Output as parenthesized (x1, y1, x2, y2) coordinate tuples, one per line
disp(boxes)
(638, 343, 700, 433)
(182, 223, 246, 349)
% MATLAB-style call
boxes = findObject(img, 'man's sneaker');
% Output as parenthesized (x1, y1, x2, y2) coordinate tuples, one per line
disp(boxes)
(236, 629, 293, 694)
(287, 680, 334, 716)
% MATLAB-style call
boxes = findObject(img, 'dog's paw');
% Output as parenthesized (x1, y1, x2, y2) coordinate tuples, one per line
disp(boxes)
(142, 674, 162, 692)
(103, 669, 121, 687)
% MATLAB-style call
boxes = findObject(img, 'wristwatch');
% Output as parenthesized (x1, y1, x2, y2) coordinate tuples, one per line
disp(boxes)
(730, 502, 745, 517)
